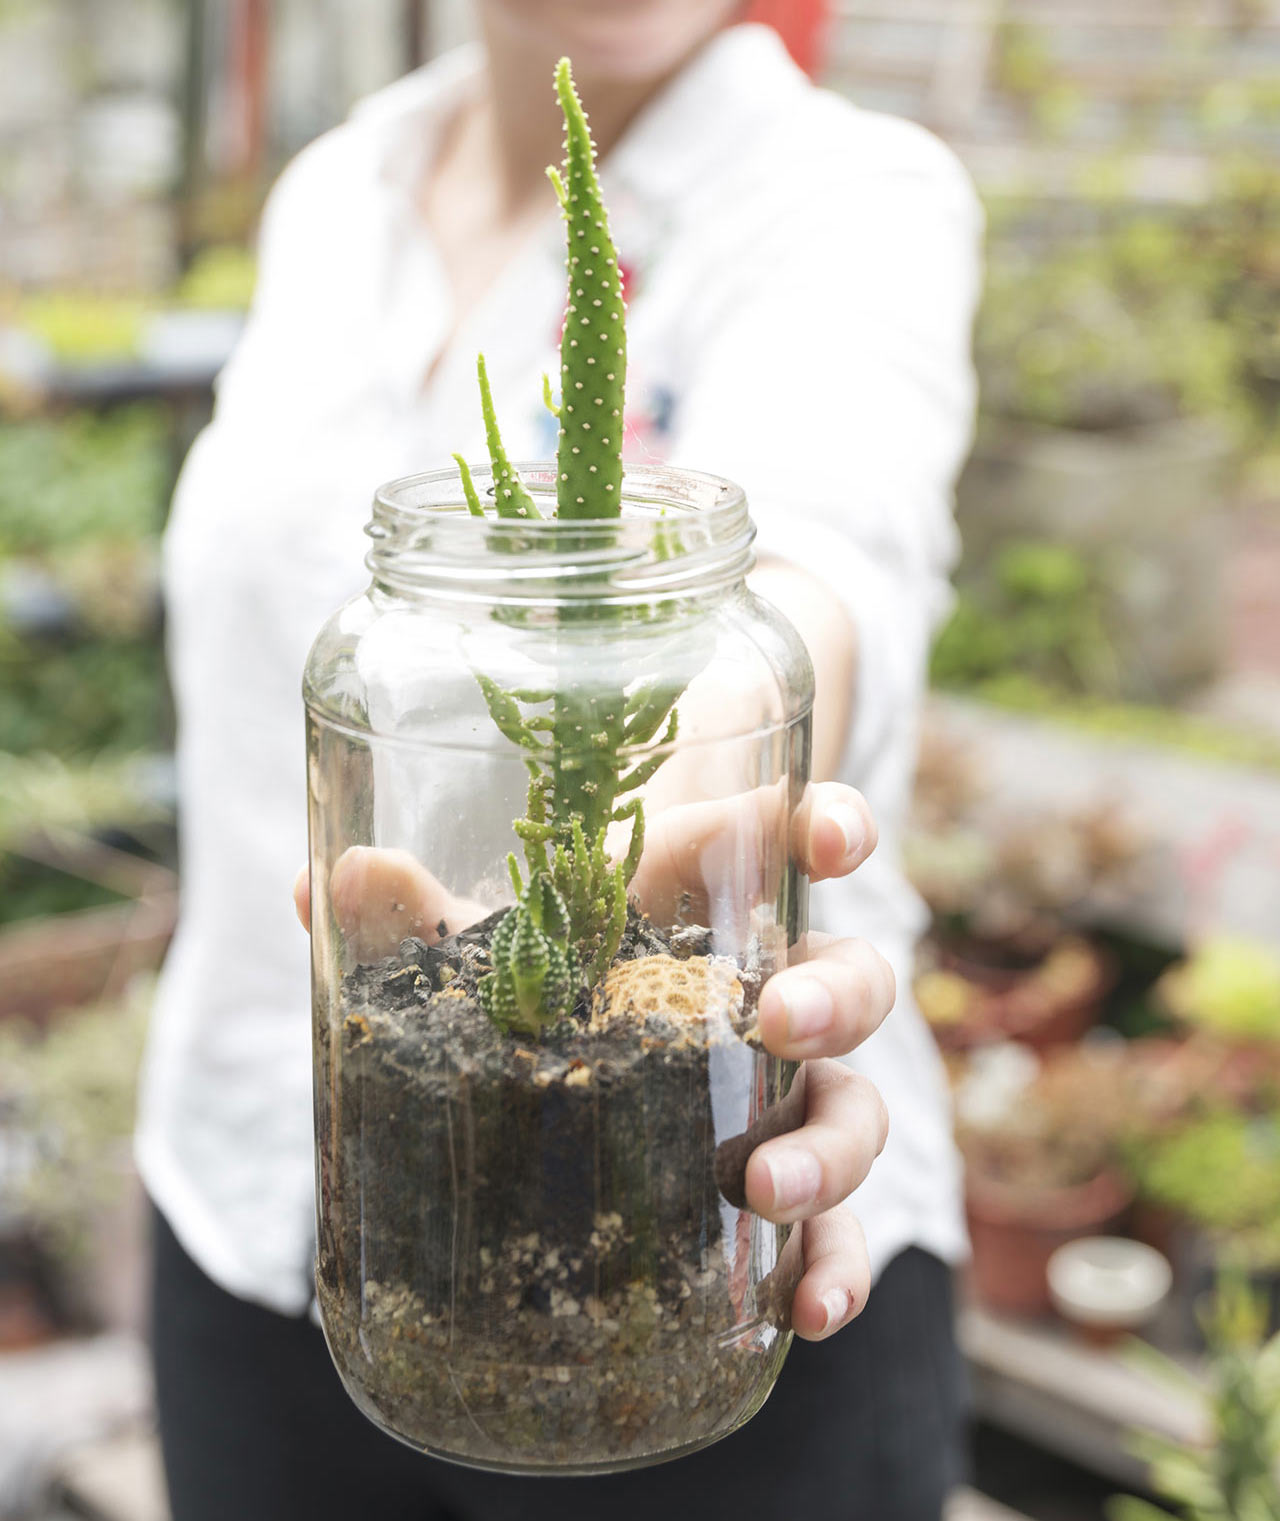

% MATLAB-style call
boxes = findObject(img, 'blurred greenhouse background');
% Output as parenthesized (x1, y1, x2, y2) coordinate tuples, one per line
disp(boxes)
(0, 2, 1278, 1519)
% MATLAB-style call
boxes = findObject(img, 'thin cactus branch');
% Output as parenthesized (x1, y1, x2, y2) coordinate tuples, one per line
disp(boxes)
(477, 355, 540, 520)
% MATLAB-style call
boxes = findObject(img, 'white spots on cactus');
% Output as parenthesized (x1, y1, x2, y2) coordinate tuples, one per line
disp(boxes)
(575, 381, 583, 389)
(590, 245, 599, 254)
(592, 299, 602, 308)
(606, 373, 614, 380)
(561, 472, 568, 481)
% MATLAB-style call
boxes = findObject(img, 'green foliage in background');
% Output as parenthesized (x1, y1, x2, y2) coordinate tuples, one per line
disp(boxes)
(1108, 1276, 1280, 1521)
(15, 293, 149, 364)
(931, 539, 1116, 694)
(174, 244, 257, 311)
(0, 407, 167, 551)
(1124, 1112, 1280, 1270)
(1161, 938, 1280, 1044)
(976, 41, 1280, 453)
(0, 636, 162, 756)
(976, 200, 1273, 441)
(0, 406, 167, 757)
(0, 751, 165, 921)
(0, 750, 164, 855)
(7, 246, 256, 364)
(0, 980, 152, 1261)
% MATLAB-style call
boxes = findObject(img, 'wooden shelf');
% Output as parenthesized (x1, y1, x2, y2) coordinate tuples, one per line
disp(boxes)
(922, 694, 1280, 953)
(960, 1305, 1208, 1489)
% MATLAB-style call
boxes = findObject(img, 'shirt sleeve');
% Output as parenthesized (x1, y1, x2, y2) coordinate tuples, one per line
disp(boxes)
(662, 124, 983, 780)
(206, 125, 384, 437)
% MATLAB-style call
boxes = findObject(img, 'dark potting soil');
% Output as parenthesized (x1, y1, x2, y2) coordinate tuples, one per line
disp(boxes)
(315, 905, 797, 1472)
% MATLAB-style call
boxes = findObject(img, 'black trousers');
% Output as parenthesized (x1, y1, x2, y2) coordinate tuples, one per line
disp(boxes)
(151, 1205, 966, 1521)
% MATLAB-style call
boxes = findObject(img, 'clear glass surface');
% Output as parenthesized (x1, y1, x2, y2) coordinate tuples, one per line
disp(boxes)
(305, 464, 815, 1472)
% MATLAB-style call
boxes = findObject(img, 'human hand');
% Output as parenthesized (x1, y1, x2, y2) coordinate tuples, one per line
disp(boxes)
(294, 780, 893, 1341)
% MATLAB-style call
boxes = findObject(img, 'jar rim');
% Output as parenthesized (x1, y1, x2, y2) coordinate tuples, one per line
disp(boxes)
(367, 462, 755, 605)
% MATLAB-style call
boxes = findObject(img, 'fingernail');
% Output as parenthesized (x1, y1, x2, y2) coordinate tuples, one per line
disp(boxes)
(831, 803, 866, 861)
(764, 1148, 822, 1212)
(779, 977, 833, 1042)
(821, 1288, 851, 1332)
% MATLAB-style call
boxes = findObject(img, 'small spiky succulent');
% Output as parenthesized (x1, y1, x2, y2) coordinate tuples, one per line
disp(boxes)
(478, 868, 579, 1035)
(465, 59, 680, 1033)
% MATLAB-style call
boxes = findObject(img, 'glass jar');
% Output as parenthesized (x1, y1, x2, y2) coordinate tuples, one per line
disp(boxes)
(305, 462, 814, 1474)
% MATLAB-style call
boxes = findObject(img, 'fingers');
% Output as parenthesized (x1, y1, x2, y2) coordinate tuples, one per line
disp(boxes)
(293, 865, 312, 933)
(756, 935, 896, 1060)
(792, 1207, 871, 1341)
(629, 781, 878, 928)
(744, 1061, 889, 1225)
(790, 782, 876, 883)
(313, 846, 486, 960)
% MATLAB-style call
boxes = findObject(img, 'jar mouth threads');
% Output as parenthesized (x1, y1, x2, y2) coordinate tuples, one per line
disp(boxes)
(366, 462, 755, 606)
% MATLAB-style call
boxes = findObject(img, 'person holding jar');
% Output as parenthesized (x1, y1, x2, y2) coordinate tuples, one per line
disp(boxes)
(136, 2, 981, 1517)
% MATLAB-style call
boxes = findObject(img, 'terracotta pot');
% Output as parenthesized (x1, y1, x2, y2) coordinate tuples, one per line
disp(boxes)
(0, 1236, 56, 1349)
(930, 935, 1115, 1054)
(0, 853, 176, 1024)
(966, 1166, 1134, 1317)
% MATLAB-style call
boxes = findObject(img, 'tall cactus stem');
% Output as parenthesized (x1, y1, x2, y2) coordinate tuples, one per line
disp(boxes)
(553, 57, 626, 521)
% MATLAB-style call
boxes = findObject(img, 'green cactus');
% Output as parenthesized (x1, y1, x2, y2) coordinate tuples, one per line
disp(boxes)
(461, 58, 681, 1032)
(551, 56, 627, 519)
(478, 868, 580, 1035)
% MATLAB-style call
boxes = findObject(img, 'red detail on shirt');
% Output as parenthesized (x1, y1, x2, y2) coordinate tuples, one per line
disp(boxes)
(741, 0, 830, 77)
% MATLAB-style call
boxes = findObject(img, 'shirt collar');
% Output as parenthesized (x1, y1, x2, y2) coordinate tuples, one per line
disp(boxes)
(607, 24, 804, 204)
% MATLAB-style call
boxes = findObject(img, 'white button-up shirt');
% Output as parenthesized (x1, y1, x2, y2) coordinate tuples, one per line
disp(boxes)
(136, 24, 981, 1315)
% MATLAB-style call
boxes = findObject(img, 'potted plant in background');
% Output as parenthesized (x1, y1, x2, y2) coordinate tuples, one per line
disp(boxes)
(0, 753, 176, 1025)
(1157, 936, 1280, 1049)
(1122, 1105, 1280, 1339)
(908, 741, 1133, 1051)
(1107, 1273, 1280, 1521)
(955, 1042, 1135, 1316)
(0, 980, 152, 1341)
(305, 62, 812, 1473)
